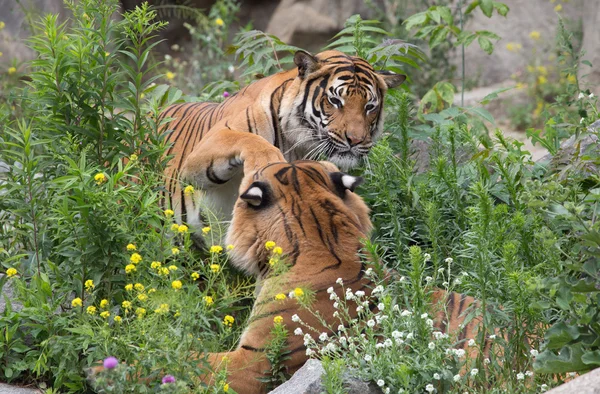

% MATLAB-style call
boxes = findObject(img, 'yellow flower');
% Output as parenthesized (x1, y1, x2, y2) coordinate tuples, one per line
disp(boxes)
(125, 283, 133, 291)
(554, 4, 562, 12)
(210, 245, 223, 254)
(125, 264, 136, 274)
(72, 297, 83, 307)
(87, 306, 97, 315)
(191, 272, 200, 280)
(204, 296, 214, 306)
(223, 315, 235, 326)
(529, 31, 541, 40)
(148, 288, 156, 294)
(8, 67, 17, 75)
(168, 265, 178, 271)
(85, 279, 95, 291)
(174, 310, 181, 317)
(134, 283, 145, 291)
(538, 75, 548, 85)
(0, 21, 5, 30)
(122, 300, 132, 310)
(136, 307, 146, 318)
(210, 264, 220, 273)
(567, 74, 577, 84)
(160, 267, 170, 276)
(265, 241, 276, 250)
(505, 43, 522, 52)
(94, 173, 106, 185)
(0, 52, 3, 57)
(100, 311, 110, 319)
(223, 383, 229, 392)
(269, 258, 278, 266)
(226, 244, 234, 250)
(537, 65, 548, 75)
(6, 268, 17, 277)
(294, 287, 304, 298)
(155, 303, 169, 314)
(178, 224, 188, 233)
(172, 280, 182, 290)
(184, 185, 194, 195)
(126, 243, 136, 251)
(273, 246, 283, 255)
(166, 71, 176, 80)
(164, 209, 174, 218)
(151, 261, 162, 269)
(527, 65, 535, 73)
(215, 18, 224, 26)
(275, 293, 286, 301)
(171, 247, 180, 255)
(515, 82, 526, 90)
(137, 293, 148, 302)
(100, 299, 109, 309)
(114, 315, 122, 323)
(202, 226, 211, 234)
(170, 223, 180, 231)
(130, 253, 142, 264)
(105, 51, 110, 57)
(273, 316, 284, 324)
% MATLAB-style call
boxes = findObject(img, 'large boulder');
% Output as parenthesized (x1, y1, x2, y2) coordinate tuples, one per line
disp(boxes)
(546, 368, 600, 394)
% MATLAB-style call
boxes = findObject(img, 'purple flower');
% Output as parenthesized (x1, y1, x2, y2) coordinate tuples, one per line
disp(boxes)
(103, 356, 118, 369)
(223, 91, 230, 98)
(162, 375, 176, 384)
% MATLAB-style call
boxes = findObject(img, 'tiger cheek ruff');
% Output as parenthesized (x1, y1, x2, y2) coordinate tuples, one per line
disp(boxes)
(157, 50, 405, 241)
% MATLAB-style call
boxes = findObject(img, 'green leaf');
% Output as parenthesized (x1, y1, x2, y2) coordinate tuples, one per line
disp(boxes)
(545, 322, 581, 350)
(480, 86, 513, 104)
(465, 0, 480, 14)
(467, 106, 495, 125)
(477, 35, 494, 54)
(493, 1, 510, 17)
(404, 12, 428, 30)
(534, 344, 589, 374)
(438, 6, 453, 25)
(582, 350, 600, 366)
(480, 0, 494, 17)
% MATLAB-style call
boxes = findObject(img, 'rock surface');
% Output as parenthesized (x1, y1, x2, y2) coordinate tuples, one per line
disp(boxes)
(0, 383, 41, 394)
(268, 359, 382, 394)
(546, 368, 600, 394)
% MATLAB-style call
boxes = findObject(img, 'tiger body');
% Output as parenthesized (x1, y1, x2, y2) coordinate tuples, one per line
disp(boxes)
(159, 50, 405, 239)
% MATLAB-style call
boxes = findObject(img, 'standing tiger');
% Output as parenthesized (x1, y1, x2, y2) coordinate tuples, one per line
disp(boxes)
(159, 49, 406, 241)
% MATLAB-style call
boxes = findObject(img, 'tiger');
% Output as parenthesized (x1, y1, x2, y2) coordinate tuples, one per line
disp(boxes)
(158, 49, 406, 243)
(196, 155, 488, 394)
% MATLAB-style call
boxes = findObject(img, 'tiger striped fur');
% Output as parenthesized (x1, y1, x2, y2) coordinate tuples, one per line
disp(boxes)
(158, 50, 405, 242)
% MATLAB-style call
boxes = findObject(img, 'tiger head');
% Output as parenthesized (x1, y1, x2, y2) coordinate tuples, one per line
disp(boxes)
(225, 160, 372, 277)
(283, 50, 406, 170)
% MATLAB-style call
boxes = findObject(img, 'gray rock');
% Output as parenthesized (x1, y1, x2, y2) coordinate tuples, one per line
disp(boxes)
(268, 359, 382, 394)
(0, 275, 23, 314)
(546, 368, 600, 394)
(0, 383, 41, 394)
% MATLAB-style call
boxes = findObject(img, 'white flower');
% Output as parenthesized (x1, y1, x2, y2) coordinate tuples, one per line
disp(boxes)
(454, 349, 465, 358)
(337, 324, 345, 332)
(383, 388, 390, 394)
(367, 319, 375, 328)
(406, 333, 414, 340)
(401, 310, 412, 317)
(484, 358, 490, 365)
(433, 373, 441, 380)
(376, 343, 384, 349)
(426, 319, 433, 327)
(454, 278, 462, 285)
(433, 332, 444, 340)
(228, 65, 235, 74)
(399, 276, 406, 282)
(365, 267, 373, 276)
(333, 311, 340, 318)
(339, 336, 347, 344)
(424, 253, 431, 261)
(393, 304, 400, 312)
(306, 348, 314, 356)
(294, 328, 303, 336)
(355, 290, 365, 297)
(530, 349, 539, 357)
(289, 291, 295, 298)
(468, 339, 476, 347)
(384, 339, 392, 347)
(327, 287, 334, 294)
(489, 334, 496, 339)
(377, 379, 385, 387)
(395, 338, 405, 345)
(392, 331, 403, 339)
(333, 302, 339, 309)
(580, 117, 585, 124)
(541, 384, 548, 392)
(578, 92, 585, 99)
(171, 44, 180, 51)
(164, 54, 172, 61)
(345, 290, 354, 300)
(336, 278, 343, 285)
(428, 342, 435, 350)
(356, 305, 364, 313)
(567, 372, 577, 378)
(292, 314, 300, 322)
(378, 303, 385, 311)
(590, 93, 595, 98)
(319, 332, 328, 341)
(425, 276, 433, 282)
(442, 281, 449, 287)
(373, 285, 384, 294)
(329, 293, 338, 300)
(421, 313, 428, 319)
(453, 374, 461, 382)
(438, 267, 445, 273)
(516, 372, 524, 380)
(471, 368, 478, 376)
(445, 257, 453, 264)
(461, 272, 469, 276)
(425, 384, 434, 393)
(364, 354, 372, 362)
(325, 343, 337, 352)
(525, 371, 533, 377)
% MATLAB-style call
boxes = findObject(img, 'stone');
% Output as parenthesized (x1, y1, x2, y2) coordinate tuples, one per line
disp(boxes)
(546, 368, 600, 394)
(0, 383, 41, 394)
(579, 0, 600, 96)
(268, 359, 382, 394)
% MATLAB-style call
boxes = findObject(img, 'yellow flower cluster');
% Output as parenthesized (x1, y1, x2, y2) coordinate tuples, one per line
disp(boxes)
(125, 264, 136, 274)
(172, 247, 180, 255)
(6, 268, 17, 277)
(126, 243, 136, 251)
(100, 311, 110, 319)
(273, 315, 283, 324)
(177, 224, 188, 233)
(215, 18, 224, 26)
(166, 71, 176, 80)
(125, 283, 134, 291)
(72, 297, 83, 307)
(191, 272, 200, 280)
(172, 280, 182, 290)
(137, 293, 148, 302)
(505, 43, 522, 52)
(294, 287, 304, 298)
(8, 67, 16, 75)
(275, 293, 286, 301)
(94, 173, 106, 185)
(265, 241, 276, 250)
(227, 244, 234, 250)
(210, 245, 223, 254)
(223, 315, 235, 326)
(0, 21, 5, 30)
(204, 296, 214, 306)
(114, 316, 122, 323)
(151, 261, 162, 269)
(134, 283, 145, 291)
(122, 300, 132, 310)
(155, 303, 169, 314)
(164, 209, 174, 218)
(100, 299, 109, 308)
(85, 279, 95, 292)
(184, 185, 194, 196)
(273, 246, 283, 255)
(87, 306, 97, 315)
(529, 31, 541, 40)
(136, 307, 146, 319)
(130, 253, 142, 264)
(202, 226, 211, 234)
(210, 264, 220, 273)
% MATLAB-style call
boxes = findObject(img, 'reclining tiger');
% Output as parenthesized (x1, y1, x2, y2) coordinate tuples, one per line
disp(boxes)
(159, 49, 406, 244)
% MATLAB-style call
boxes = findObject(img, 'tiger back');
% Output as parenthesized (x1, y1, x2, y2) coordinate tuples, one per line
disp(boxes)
(158, 50, 406, 243)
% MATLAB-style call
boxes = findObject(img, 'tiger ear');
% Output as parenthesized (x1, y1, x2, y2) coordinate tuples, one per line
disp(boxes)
(294, 50, 320, 79)
(330, 172, 363, 197)
(240, 182, 269, 208)
(376, 70, 407, 89)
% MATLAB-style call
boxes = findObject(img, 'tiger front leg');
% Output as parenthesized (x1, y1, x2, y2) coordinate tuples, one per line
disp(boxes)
(180, 129, 286, 190)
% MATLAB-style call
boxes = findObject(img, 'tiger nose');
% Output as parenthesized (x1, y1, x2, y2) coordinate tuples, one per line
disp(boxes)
(346, 133, 365, 146)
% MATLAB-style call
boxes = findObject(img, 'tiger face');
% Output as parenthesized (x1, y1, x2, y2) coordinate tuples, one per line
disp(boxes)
(285, 50, 406, 170)
(225, 160, 372, 277)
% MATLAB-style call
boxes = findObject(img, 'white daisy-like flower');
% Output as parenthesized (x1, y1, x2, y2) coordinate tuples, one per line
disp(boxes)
(383, 388, 390, 394)
(294, 328, 303, 336)
(367, 319, 375, 328)
(578, 92, 585, 99)
(530, 349, 539, 357)
(433, 373, 441, 380)
(333, 311, 340, 318)
(395, 338, 405, 345)
(426, 318, 433, 327)
(425, 384, 434, 393)
(228, 65, 235, 74)
(306, 348, 314, 356)
(406, 333, 414, 340)
(516, 372, 524, 380)
(393, 304, 400, 312)
(468, 339, 476, 347)
(289, 291, 295, 298)
(319, 332, 328, 341)
(442, 281, 449, 287)
(454, 278, 462, 285)
(425, 276, 433, 282)
(567, 372, 577, 378)
(525, 371, 533, 377)
(484, 358, 490, 365)
(471, 368, 478, 376)
(392, 331, 403, 339)
(327, 287, 334, 294)
(401, 310, 412, 317)
(399, 276, 406, 282)
(325, 343, 337, 352)
(376, 343, 384, 349)
(337, 324, 345, 332)
(590, 93, 595, 98)
(489, 334, 496, 339)
(438, 267, 445, 273)
(541, 384, 548, 392)
(355, 290, 365, 297)
(384, 339, 392, 347)
(378, 303, 385, 311)
(339, 336, 347, 344)
(364, 354, 372, 362)
(336, 278, 343, 285)
(433, 332, 443, 340)
(428, 342, 435, 350)
(365, 267, 373, 276)
(453, 374, 461, 382)
(445, 257, 453, 264)
(424, 253, 431, 261)
(292, 314, 300, 322)
(377, 379, 385, 387)
(373, 285, 384, 294)
(454, 349, 465, 358)
(329, 293, 338, 300)
(421, 313, 428, 319)
(356, 305, 364, 313)
(333, 301, 339, 309)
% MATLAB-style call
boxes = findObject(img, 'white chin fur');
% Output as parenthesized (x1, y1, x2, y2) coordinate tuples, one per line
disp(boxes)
(330, 154, 361, 171)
